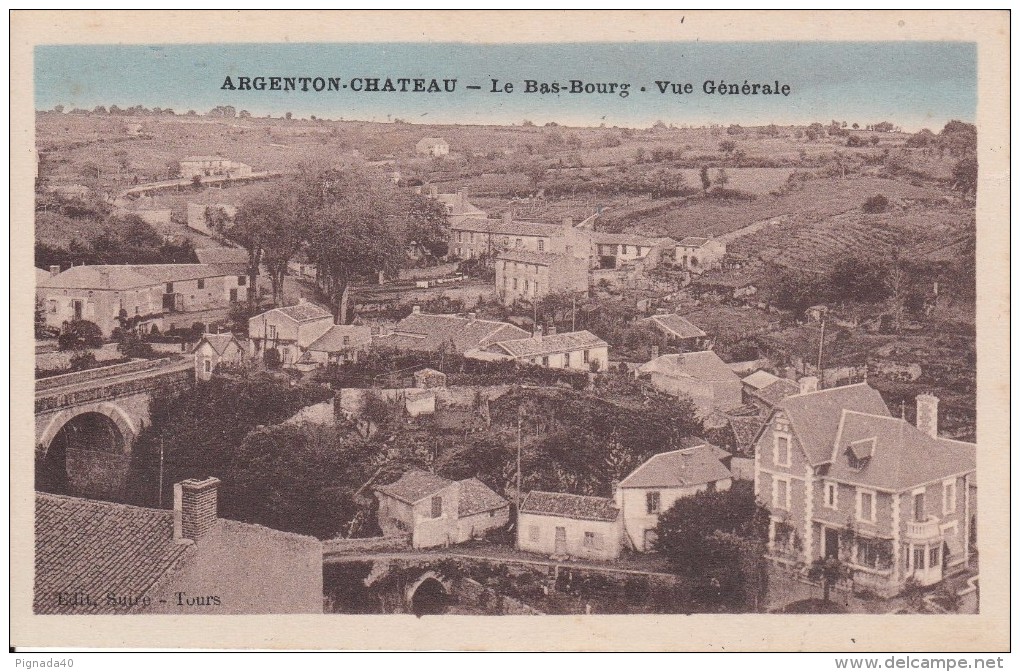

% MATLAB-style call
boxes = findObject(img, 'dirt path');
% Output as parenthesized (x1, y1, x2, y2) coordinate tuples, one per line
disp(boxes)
(715, 213, 791, 244)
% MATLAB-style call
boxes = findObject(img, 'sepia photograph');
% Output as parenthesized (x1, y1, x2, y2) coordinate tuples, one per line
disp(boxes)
(10, 10, 1010, 653)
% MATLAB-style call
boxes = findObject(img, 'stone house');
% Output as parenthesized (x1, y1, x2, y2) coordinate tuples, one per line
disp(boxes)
(180, 156, 253, 180)
(37, 265, 164, 336)
(429, 187, 487, 226)
(34, 477, 323, 614)
(303, 324, 373, 366)
(591, 232, 674, 271)
(415, 137, 450, 157)
(248, 300, 334, 366)
(616, 442, 734, 552)
(375, 470, 509, 549)
(375, 308, 530, 355)
(754, 383, 976, 597)
(638, 313, 709, 351)
(742, 370, 804, 412)
(517, 491, 623, 561)
(675, 237, 726, 273)
(192, 333, 245, 380)
(638, 351, 744, 418)
(449, 214, 588, 261)
(485, 329, 609, 372)
(496, 250, 589, 306)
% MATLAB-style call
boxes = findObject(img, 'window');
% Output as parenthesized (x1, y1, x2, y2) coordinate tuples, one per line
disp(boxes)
(914, 491, 926, 522)
(431, 496, 442, 518)
(774, 434, 791, 467)
(856, 537, 892, 570)
(516, 238, 522, 248)
(513, 278, 518, 290)
(166, 283, 174, 293)
(857, 489, 876, 523)
(646, 491, 661, 514)
(538, 239, 544, 251)
(524, 279, 530, 294)
(268, 325, 277, 340)
(943, 480, 957, 514)
(238, 275, 247, 286)
(621, 245, 628, 255)
(583, 350, 590, 364)
(542, 356, 549, 367)
(503, 236, 510, 246)
(529, 525, 540, 542)
(203, 359, 212, 373)
(229, 288, 238, 302)
(343, 335, 351, 346)
(913, 546, 925, 570)
(773, 477, 790, 510)
(469, 232, 475, 243)
(824, 481, 838, 509)
(197, 278, 205, 290)
(929, 545, 940, 568)
(47, 300, 57, 313)
(583, 531, 596, 547)
(534, 282, 539, 296)
(564, 352, 571, 367)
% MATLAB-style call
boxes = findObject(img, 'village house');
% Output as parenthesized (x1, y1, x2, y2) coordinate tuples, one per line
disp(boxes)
(449, 214, 588, 261)
(675, 237, 727, 273)
(37, 265, 164, 336)
(638, 351, 744, 418)
(754, 383, 976, 597)
(496, 250, 589, 305)
(375, 308, 530, 355)
(638, 313, 709, 351)
(415, 137, 450, 157)
(591, 232, 674, 271)
(179, 156, 253, 180)
(303, 324, 373, 366)
(617, 442, 734, 552)
(192, 332, 245, 381)
(426, 187, 487, 226)
(34, 478, 323, 614)
(742, 370, 803, 412)
(375, 470, 509, 549)
(518, 491, 623, 561)
(484, 328, 609, 372)
(248, 300, 334, 366)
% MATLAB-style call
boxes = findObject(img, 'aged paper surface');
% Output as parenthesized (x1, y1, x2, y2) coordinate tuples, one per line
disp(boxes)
(11, 10, 1009, 651)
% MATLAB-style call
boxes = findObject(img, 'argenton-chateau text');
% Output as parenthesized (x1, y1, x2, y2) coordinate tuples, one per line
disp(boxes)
(221, 76, 459, 93)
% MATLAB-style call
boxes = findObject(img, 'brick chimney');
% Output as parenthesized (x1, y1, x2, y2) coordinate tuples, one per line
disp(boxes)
(916, 393, 939, 438)
(173, 477, 220, 542)
(49, 265, 61, 277)
(798, 376, 819, 395)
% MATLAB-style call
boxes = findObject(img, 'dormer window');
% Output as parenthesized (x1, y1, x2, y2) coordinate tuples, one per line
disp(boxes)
(845, 438, 875, 471)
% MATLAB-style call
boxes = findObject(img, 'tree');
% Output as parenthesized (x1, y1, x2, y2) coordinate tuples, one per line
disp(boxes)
(726, 124, 744, 135)
(719, 140, 736, 155)
(862, 194, 889, 213)
(224, 200, 268, 311)
(807, 556, 851, 605)
(57, 319, 103, 351)
(952, 156, 977, 198)
(805, 122, 825, 141)
(236, 183, 311, 307)
(699, 166, 711, 193)
(715, 168, 730, 189)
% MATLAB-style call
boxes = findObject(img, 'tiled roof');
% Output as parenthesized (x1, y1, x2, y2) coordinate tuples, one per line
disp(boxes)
(591, 232, 672, 247)
(678, 237, 711, 247)
(729, 415, 766, 454)
(306, 325, 373, 352)
(777, 383, 891, 466)
(38, 265, 158, 291)
(619, 444, 732, 489)
(458, 478, 509, 516)
(452, 217, 563, 238)
(638, 351, 739, 384)
(129, 264, 240, 283)
(436, 194, 485, 216)
(269, 302, 333, 323)
(749, 378, 801, 409)
(492, 330, 608, 358)
(193, 333, 241, 356)
(640, 314, 707, 340)
(34, 493, 192, 614)
(497, 250, 573, 266)
(742, 370, 780, 390)
(194, 248, 249, 265)
(381, 313, 530, 354)
(828, 411, 976, 490)
(520, 491, 620, 523)
(375, 470, 453, 505)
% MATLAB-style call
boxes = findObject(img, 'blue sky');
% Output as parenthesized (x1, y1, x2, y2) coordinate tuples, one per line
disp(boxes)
(35, 42, 976, 130)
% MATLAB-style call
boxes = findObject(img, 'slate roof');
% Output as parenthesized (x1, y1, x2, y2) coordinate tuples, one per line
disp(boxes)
(268, 302, 333, 323)
(381, 313, 530, 354)
(827, 412, 976, 490)
(619, 444, 732, 489)
(34, 493, 192, 614)
(492, 330, 608, 359)
(306, 325, 373, 352)
(729, 415, 766, 454)
(194, 248, 249, 265)
(193, 333, 241, 356)
(521, 491, 620, 523)
(742, 370, 780, 390)
(38, 265, 158, 291)
(749, 378, 801, 409)
(776, 383, 891, 466)
(496, 250, 574, 266)
(640, 314, 707, 340)
(375, 470, 453, 505)
(458, 478, 509, 516)
(129, 264, 241, 283)
(638, 351, 739, 384)
(452, 217, 563, 238)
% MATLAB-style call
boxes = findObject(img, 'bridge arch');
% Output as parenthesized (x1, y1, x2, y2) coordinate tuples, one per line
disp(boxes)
(406, 572, 452, 616)
(37, 402, 138, 455)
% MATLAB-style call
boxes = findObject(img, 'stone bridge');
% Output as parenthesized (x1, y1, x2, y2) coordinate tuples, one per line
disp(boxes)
(35, 356, 194, 499)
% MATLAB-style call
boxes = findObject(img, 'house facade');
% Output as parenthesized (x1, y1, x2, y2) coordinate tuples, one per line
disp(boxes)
(180, 156, 253, 180)
(496, 250, 589, 305)
(34, 478, 323, 614)
(450, 214, 588, 261)
(617, 443, 734, 552)
(304, 324, 373, 366)
(754, 384, 976, 597)
(676, 237, 727, 273)
(415, 137, 450, 157)
(638, 313, 709, 351)
(488, 329, 609, 372)
(375, 470, 509, 549)
(193, 333, 245, 380)
(248, 300, 334, 365)
(518, 491, 623, 561)
(591, 233, 674, 271)
(375, 308, 530, 355)
(638, 351, 744, 417)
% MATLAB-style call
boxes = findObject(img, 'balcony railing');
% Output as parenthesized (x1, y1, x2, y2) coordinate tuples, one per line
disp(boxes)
(906, 517, 941, 541)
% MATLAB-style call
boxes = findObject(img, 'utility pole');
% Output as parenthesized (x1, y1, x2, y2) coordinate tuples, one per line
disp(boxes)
(158, 435, 165, 508)
(816, 316, 826, 387)
(572, 296, 577, 332)
(517, 412, 523, 509)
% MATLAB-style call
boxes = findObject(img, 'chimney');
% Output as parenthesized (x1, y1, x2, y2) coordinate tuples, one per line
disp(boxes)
(49, 265, 61, 277)
(650, 345, 660, 359)
(503, 211, 512, 225)
(546, 324, 557, 335)
(412, 305, 421, 314)
(612, 480, 622, 508)
(916, 393, 939, 438)
(563, 217, 574, 230)
(457, 188, 467, 208)
(798, 376, 819, 395)
(429, 185, 438, 198)
(173, 477, 220, 542)
(533, 324, 544, 340)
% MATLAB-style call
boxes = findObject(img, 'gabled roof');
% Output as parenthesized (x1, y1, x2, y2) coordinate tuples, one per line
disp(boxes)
(416, 137, 448, 146)
(678, 237, 713, 247)
(590, 232, 672, 247)
(34, 493, 192, 614)
(452, 217, 563, 238)
(306, 325, 373, 353)
(729, 415, 766, 454)
(640, 314, 707, 340)
(193, 333, 242, 356)
(195, 248, 248, 265)
(375, 470, 453, 505)
(260, 302, 333, 323)
(749, 378, 801, 409)
(37, 265, 158, 291)
(458, 478, 509, 516)
(520, 491, 620, 523)
(619, 444, 732, 489)
(129, 264, 241, 283)
(436, 193, 485, 217)
(497, 250, 577, 266)
(638, 351, 739, 384)
(776, 383, 892, 466)
(36, 267, 52, 284)
(381, 312, 530, 355)
(492, 330, 608, 359)
(828, 411, 975, 490)
(742, 370, 780, 390)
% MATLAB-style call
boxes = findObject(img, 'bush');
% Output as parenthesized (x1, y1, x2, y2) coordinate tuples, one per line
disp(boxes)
(57, 319, 103, 351)
(862, 194, 890, 214)
(117, 333, 157, 359)
(263, 347, 282, 368)
(69, 351, 98, 371)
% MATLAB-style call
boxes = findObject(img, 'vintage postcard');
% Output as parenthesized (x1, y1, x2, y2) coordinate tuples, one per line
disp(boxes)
(10, 10, 1010, 651)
